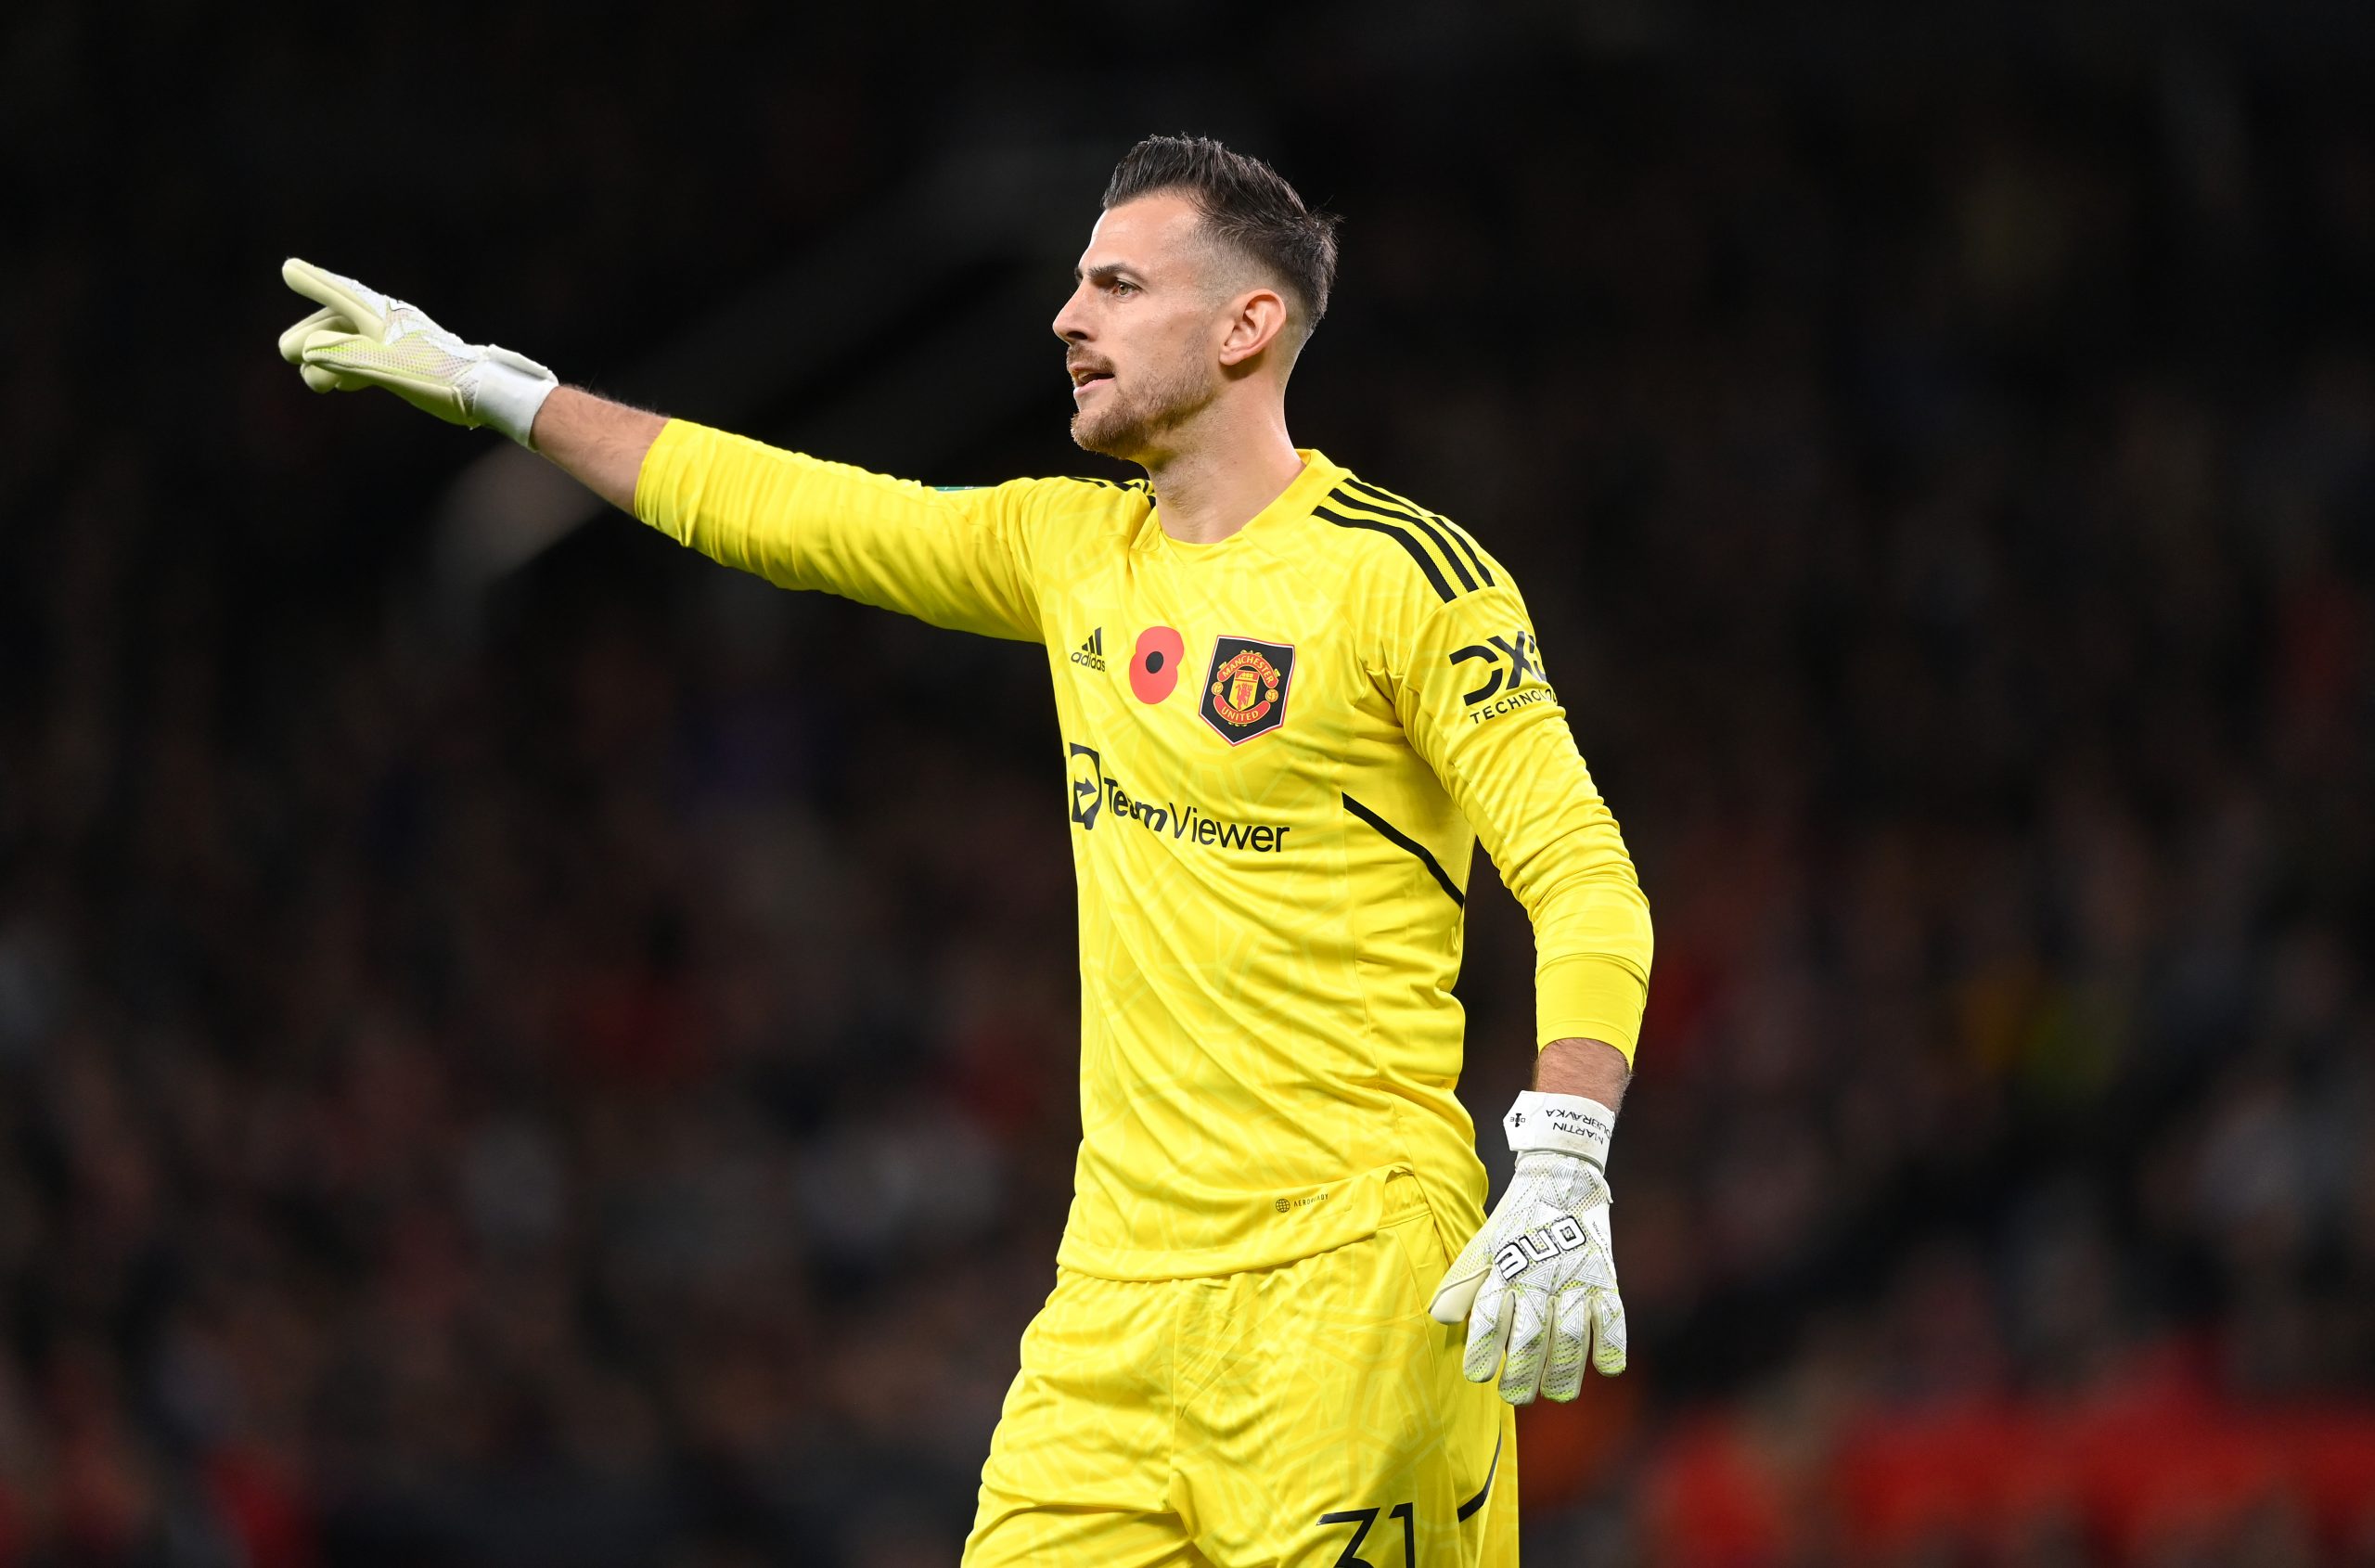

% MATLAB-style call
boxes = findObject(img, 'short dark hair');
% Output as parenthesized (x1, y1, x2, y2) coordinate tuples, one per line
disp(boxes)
(1103, 135, 1342, 339)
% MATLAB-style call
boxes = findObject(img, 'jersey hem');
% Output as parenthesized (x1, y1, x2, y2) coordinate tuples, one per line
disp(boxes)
(1053, 1163, 1429, 1281)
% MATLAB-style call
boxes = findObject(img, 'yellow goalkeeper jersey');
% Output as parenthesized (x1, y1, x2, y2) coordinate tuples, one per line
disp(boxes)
(635, 423, 1652, 1279)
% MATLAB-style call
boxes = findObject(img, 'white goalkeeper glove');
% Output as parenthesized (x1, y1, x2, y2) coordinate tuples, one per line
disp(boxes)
(1429, 1091, 1626, 1404)
(276, 259, 558, 447)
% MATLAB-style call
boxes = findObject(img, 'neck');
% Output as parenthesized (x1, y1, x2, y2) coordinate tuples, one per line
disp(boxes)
(1140, 400, 1305, 545)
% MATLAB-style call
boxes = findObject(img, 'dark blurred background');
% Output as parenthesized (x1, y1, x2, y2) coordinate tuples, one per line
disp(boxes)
(6, 2, 2375, 1564)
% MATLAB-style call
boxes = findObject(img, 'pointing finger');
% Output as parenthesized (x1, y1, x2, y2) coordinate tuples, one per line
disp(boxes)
(282, 259, 391, 337)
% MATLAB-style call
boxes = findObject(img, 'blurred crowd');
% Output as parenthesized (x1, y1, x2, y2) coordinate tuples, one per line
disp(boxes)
(5, 4, 2374, 1565)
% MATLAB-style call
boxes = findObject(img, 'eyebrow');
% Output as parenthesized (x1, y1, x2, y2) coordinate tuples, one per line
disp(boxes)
(1073, 262, 1140, 285)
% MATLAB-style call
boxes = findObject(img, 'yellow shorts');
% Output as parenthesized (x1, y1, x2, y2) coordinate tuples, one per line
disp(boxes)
(965, 1176, 1518, 1567)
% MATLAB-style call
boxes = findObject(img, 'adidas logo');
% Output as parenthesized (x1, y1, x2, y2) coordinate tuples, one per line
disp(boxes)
(1070, 627, 1108, 672)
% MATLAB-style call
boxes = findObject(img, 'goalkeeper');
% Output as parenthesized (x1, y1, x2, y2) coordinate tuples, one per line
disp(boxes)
(279, 135, 1650, 1567)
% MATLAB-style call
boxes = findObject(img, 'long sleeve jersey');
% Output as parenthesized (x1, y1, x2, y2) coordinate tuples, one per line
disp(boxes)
(635, 423, 1653, 1279)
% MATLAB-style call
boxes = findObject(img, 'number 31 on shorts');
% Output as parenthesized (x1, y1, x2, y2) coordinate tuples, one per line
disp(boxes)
(1318, 1501, 1417, 1567)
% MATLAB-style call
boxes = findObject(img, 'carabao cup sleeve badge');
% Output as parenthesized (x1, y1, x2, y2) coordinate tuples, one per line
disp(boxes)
(1199, 636, 1295, 744)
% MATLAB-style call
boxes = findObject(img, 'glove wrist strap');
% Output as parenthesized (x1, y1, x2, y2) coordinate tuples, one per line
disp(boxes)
(1503, 1091, 1614, 1169)
(475, 347, 560, 449)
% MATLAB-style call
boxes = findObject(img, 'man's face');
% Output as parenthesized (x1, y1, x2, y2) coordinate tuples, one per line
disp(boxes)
(1052, 193, 1231, 461)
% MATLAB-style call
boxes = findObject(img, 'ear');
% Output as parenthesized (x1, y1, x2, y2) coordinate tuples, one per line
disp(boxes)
(1216, 287, 1292, 369)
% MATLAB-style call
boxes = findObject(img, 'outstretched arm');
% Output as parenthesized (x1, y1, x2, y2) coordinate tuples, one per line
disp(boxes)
(278, 260, 1047, 642)
(278, 258, 663, 509)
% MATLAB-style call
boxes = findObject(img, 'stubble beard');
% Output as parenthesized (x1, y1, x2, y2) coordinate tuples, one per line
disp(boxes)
(1070, 359, 1218, 463)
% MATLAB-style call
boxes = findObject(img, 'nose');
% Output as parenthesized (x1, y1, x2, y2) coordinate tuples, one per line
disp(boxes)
(1052, 280, 1092, 345)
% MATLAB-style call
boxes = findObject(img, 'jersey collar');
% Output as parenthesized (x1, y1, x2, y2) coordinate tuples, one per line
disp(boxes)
(1142, 449, 1345, 557)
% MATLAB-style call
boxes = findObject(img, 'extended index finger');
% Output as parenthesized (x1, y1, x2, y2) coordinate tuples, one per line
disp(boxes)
(281, 259, 389, 337)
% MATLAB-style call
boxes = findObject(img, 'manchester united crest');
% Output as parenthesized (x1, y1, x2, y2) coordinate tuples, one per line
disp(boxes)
(1199, 636, 1296, 744)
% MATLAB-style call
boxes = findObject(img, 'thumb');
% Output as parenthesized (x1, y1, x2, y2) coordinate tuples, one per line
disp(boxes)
(1429, 1255, 1486, 1325)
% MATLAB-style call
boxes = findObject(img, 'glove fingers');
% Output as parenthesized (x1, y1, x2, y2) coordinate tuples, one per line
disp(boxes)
(296, 346, 476, 425)
(1589, 1287, 1628, 1377)
(295, 330, 383, 393)
(1461, 1276, 1509, 1383)
(282, 259, 391, 336)
(277, 306, 346, 365)
(1541, 1286, 1592, 1402)
(1496, 1287, 1551, 1405)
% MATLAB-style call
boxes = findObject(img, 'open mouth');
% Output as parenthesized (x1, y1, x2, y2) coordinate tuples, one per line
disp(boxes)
(1069, 365, 1114, 393)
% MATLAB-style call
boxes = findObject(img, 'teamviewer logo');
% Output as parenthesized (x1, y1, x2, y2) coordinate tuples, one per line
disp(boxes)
(1068, 741, 1102, 829)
